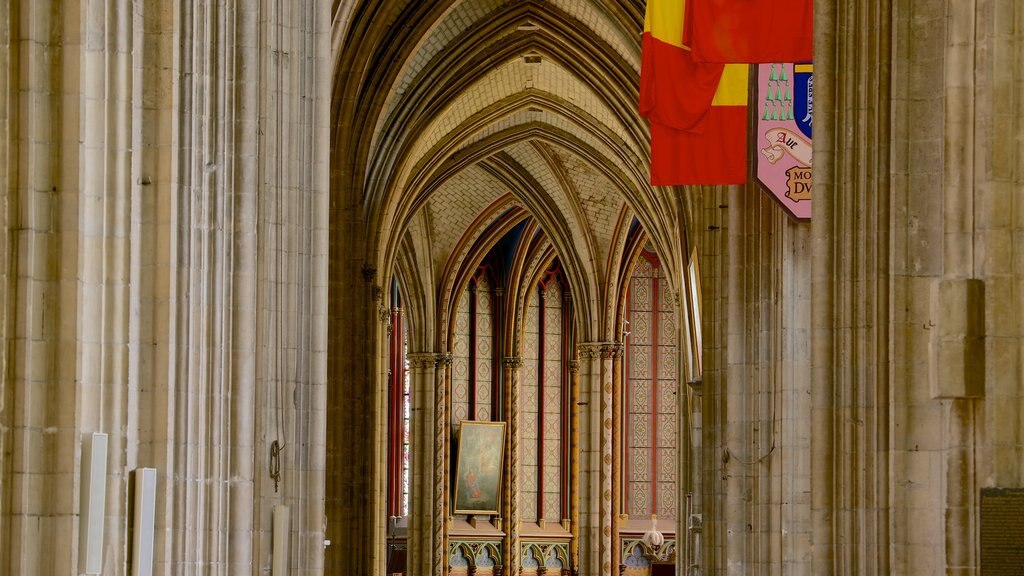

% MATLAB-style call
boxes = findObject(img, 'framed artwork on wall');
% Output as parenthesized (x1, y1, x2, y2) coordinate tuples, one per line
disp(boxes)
(453, 421, 506, 515)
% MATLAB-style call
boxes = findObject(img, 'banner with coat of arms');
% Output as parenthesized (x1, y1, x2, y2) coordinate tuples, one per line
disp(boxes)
(756, 63, 812, 220)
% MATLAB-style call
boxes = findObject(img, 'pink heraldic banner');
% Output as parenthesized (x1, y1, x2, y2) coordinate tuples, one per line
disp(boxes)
(756, 62, 813, 221)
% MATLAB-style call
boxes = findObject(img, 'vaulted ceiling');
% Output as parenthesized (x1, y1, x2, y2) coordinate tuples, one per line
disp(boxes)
(332, 0, 691, 340)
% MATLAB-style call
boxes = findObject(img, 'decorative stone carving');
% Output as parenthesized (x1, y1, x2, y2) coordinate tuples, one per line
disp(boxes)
(599, 344, 622, 359)
(408, 353, 439, 369)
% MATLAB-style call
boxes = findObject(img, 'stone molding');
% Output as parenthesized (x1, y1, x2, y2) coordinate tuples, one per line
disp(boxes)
(578, 342, 623, 359)
(408, 353, 439, 369)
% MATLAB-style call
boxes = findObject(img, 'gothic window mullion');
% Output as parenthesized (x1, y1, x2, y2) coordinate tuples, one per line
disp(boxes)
(650, 265, 659, 516)
(469, 280, 477, 420)
(537, 283, 546, 522)
(561, 289, 571, 522)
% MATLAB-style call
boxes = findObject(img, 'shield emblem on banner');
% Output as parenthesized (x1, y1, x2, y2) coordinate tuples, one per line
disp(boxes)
(793, 63, 813, 138)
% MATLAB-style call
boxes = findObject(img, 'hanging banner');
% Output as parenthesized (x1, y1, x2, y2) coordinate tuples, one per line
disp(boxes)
(756, 63, 812, 221)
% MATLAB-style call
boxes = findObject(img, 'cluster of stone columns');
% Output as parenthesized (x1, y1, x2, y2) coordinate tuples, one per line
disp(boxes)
(1, 1, 329, 574)
(687, 1, 1024, 575)
(3, 0, 1024, 574)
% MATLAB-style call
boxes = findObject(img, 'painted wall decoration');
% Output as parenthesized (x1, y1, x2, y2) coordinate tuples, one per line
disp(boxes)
(452, 278, 495, 434)
(756, 62, 813, 220)
(453, 421, 506, 515)
(625, 253, 679, 521)
(521, 292, 541, 521)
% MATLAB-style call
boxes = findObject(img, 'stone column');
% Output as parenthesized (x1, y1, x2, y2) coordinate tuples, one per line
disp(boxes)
(436, 353, 453, 576)
(689, 185, 730, 576)
(604, 344, 622, 576)
(976, 0, 1024, 520)
(177, 1, 329, 574)
(0, 2, 83, 573)
(569, 358, 581, 574)
(609, 343, 623, 575)
(576, 344, 600, 575)
(408, 352, 440, 576)
(0, 1, 330, 574)
(576, 342, 619, 575)
(940, 0, 982, 570)
(503, 356, 523, 576)
(813, 1, 893, 574)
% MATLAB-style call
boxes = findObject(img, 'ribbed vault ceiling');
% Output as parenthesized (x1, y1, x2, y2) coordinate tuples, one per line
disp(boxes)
(333, 0, 683, 338)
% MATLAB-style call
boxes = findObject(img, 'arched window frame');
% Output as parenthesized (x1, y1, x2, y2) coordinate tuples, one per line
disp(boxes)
(452, 265, 502, 432)
(520, 264, 573, 525)
(622, 247, 679, 522)
(387, 282, 411, 518)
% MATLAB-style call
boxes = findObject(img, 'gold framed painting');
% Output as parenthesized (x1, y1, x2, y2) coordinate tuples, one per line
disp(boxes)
(453, 421, 506, 515)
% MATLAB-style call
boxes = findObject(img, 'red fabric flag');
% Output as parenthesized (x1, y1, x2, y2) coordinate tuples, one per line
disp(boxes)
(690, 0, 813, 63)
(647, 65, 749, 185)
(639, 0, 724, 130)
(639, 0, 750, 185)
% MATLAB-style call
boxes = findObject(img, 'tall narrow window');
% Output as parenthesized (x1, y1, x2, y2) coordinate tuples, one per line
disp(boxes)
(520, 271, 569, 524)
(401, 319, 411, 516)
(387, 284, 411, 518)
(452, 272, 497, 433)
(475, 275, 494, 421)
(521, 284, 541, 521)
(541, 280, 564, 523)
(624, 249, 678, 520)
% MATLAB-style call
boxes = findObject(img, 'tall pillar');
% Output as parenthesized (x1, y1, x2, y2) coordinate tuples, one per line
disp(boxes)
(503, 356, 523, 575)
(0, 2, 83, 572)
(436, 353, 453, 576)
(977, 0, 1024, 515)
(569, 358, 581, 574)
(0, 0, 330, 574)
(690, 185, 730, 576)
(813, 1, 892, 574)
(174, 2, 329, 574)
(408, 352, 440, 576)
(577, 342, 619, 575)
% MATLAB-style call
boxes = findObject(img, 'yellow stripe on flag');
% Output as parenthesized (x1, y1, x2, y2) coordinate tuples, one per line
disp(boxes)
(794, 63, 813, 73)
(711, 64, 748, 106)
(643, 0, 687, 49)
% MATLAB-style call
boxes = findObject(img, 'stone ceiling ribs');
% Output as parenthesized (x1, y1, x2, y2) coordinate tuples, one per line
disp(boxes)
(332, 0, 688, 342)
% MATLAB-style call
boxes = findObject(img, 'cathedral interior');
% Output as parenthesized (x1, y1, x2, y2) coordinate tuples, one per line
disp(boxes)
(1, 0, 1023, 575)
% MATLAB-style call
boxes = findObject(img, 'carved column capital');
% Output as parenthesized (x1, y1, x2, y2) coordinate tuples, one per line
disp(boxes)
(407, 353, 438, 369)
(503, 356, 523, 370)
(569, 359, 580, 374)
(600, 343, 623, 359)
(578, 342, 623, 359)
(436, 352, 453, 368)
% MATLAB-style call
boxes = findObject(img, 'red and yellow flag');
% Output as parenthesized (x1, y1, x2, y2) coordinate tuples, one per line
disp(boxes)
(690, 0, 813, 63)
(639, 0, 748, 185)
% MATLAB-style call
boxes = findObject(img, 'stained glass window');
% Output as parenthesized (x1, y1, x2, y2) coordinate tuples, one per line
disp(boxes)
(387, 282, 412, 519)
(521, 287, 541, 521)
(452, 275, 495, 433)
(402, 318, 411, 516)
(625, 250, 678, 520)
(520, 273, 567, 524)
